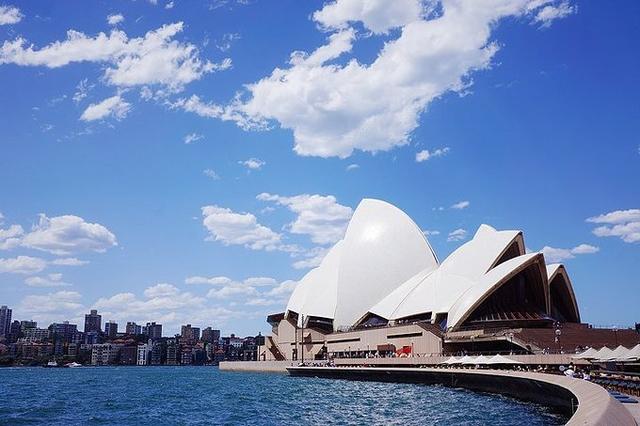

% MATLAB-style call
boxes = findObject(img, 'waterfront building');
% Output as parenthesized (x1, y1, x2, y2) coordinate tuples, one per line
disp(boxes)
(180, 324, 200, 343)
(192, 348, 206, 365)
(137, 343, 150, 365)
(84, 331, 100, 345)
(126, 322, 142, 335)
(49, 321, 78, 343)
(201, 327, 220, 344)
(0, 306, 11, 341)
(91, 343, 122, 365)
(22, 327, 50, 343)
(150, 340, 165, 365)
(20, 320, 36, 332)
(263, 199, 639, 361)
(84, 310, 102, 333)
(166, 339, 179, 365)
(119, 346, 137, 365)
(8, 320, 21, 343)
(180, 348, 192, 365)
(143, 322, 162, 340)
(104, 321, 118, 338)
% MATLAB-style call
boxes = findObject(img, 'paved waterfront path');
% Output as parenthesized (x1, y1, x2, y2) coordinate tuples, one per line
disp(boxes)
(286, 366, 637, 426)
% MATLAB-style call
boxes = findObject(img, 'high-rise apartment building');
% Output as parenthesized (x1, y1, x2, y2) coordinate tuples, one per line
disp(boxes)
(84, 310, 102, 333)
(126, 322, 142, 335)
(143, 322, 162, 340)
(104, 321, 118, 338)
(180, 324, 200, 343)
(0, 306, 12, 340)
(201, 327, 220, 344)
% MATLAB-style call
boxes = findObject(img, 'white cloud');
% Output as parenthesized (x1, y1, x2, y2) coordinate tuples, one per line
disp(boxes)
(586, 209, 640, 244)
(265, 280, 298, 297)
(203, 168, 220, 180)
(80, 95, 131, 121)
(184, 0, 573, 158)
(532, 0, 576, 28)
(0, 4, 22, 25)
(0, 22, 229, 92)
(185, 275, 233, 285)
(216, 33, 241, 52)
(346, 163, 359, 171)
(239, 158, 265, 170)
(312, 0, 424, 34)
(257, 193, 353, 245)
(207, 285, 257, 299)
(72, 78, 93, 103)
(447, 228, 467, 242)
(292, 246, 329, 269)
(19, 291, 84, 318)
(50, 257, 89, 266)
(540, 243, 599, 263)
(21, 214, 117, 255)
(201, 205, 283, 251)
(0, 223, 24, 249)
(451, 200, 470, 210)
(25, 273, 72, 288)
(184, 132, 203, 144)
(165, 1, 175, 9)
(143, 283, 180, 298)
(416, 147, 450, 163)
(423, 229, 440, 237)
(107, 13, 125, 26)
(0, 256, 47, 274)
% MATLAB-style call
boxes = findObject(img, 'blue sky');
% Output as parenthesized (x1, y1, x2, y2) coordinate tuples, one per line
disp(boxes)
(0, 0, 638, 336)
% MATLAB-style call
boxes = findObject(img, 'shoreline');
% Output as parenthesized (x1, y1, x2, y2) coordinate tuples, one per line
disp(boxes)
(285, 366, 636, 426)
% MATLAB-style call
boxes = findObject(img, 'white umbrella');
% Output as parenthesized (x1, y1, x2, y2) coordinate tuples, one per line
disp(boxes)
(572, 347, 599, 359)
(473, 355, 492, 365)
(487, 354, 523, 364)
(615, 344, 640, 362)
(442, 356, 462, 365)
(459, 355, 478, 365)
(591, 346, 614, 362)
(599, 345, 628, 362)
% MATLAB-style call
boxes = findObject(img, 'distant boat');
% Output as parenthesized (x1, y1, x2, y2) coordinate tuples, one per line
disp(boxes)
(65, 362, 82, 368)
(44, 360, 58, 368)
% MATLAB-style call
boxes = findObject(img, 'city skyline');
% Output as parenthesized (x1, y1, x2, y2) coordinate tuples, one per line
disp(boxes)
(1, 1, 639, 336)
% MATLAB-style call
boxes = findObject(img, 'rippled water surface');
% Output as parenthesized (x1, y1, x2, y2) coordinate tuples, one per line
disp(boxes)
(0, 366, 566, 425)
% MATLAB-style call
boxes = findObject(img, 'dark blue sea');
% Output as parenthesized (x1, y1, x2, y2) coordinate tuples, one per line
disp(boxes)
(0, 366, 566, 425)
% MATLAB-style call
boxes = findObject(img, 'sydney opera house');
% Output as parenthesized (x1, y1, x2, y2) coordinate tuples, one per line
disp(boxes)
(262, 199, 639, 361)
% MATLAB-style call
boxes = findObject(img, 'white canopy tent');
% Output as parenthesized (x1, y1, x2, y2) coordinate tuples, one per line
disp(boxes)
(459, 355, 478, 365)
(598, 345, 629, 362)
(590, 346, 614, 362)
(615, 344, 640, 362)
(487, 354, 522, 364)
(572, 347, 599, 359)
(441, 356, 462, 365)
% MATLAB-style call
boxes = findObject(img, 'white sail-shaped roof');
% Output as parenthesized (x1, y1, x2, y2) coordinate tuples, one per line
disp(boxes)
(279, 199, 581, 333)
(438, 225, 523, 279)
(333, 199, 439, 328)
(546, 263, 581, 323)
(298, 241, 343, 321)
(447, 252, 546, 330)
(369, 224, 524, 323)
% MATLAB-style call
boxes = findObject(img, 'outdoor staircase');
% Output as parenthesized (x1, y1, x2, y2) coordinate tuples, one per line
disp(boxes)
(267, 336, 286, 361)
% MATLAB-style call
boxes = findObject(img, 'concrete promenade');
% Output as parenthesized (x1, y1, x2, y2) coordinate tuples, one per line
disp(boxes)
(286, 366, 637, 426)
(219, 353, 588, 373)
